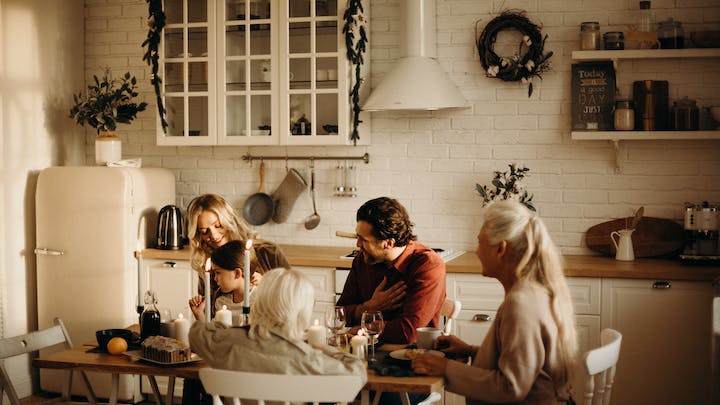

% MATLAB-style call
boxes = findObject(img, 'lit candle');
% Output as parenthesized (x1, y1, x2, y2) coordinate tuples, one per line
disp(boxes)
(243, 239, 253, 308)
(215, 304, 232, 327)
(135, 247, 143, 308)
(173, 312, 190, 345)
(204, 258, 212, 321)
(351, 330, 368, 360)
(307, 319, 327, 348)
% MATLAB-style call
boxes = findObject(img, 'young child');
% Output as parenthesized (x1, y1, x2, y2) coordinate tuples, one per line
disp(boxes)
(189, 240, 263, 324)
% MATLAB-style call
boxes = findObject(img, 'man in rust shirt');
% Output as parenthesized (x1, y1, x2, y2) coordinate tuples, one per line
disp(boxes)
(337, 197, 446, 344)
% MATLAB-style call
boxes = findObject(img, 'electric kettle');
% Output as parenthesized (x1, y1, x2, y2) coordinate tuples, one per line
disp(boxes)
(157, 205, 184, 250)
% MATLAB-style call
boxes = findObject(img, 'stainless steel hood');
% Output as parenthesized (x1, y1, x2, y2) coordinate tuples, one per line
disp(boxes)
(361, 0, 468, 112)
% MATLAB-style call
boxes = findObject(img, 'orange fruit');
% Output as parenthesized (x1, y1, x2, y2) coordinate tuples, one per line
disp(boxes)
(107, 337, 128, 355)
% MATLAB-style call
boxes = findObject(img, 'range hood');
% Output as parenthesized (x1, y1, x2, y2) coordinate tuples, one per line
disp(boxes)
(361, 0, 468, 112)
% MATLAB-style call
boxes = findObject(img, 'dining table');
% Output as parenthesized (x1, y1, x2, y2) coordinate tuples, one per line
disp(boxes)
(33, 343, 445, 405)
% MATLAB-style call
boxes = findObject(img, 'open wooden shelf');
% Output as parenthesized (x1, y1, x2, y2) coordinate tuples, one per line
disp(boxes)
(571, 130, 720, 141)
(572, 48, 720, 61)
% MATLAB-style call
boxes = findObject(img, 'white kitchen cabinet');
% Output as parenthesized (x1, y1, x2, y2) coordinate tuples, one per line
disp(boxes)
(294, 265, 336, 323)
(601, 278, 715, 405)
(158, 0, 369, 146)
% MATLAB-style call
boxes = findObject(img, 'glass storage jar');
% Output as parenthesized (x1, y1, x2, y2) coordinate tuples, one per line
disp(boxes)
(614, 99, 635, 131)
(603, 32, 625, 50)
(658, 18, 685, 49)
(671, 97, 699, 130)
(580, 22, 601, 50)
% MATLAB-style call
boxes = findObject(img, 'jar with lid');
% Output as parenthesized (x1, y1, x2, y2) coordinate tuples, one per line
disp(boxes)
(603, 32, 625, 50)
(614, 99, 635, 131)
(670, 97, 699, 130)
(658, 18, 685, 49)
(580, 22, 601, 50)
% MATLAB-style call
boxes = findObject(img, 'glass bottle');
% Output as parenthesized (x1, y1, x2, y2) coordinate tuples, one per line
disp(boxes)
(614, 99, 635, 131)
(580, 22, 600, 50)
(637, 1, 657, 49)
(140, 290, 161, 341)
(658, 18, 685, 49)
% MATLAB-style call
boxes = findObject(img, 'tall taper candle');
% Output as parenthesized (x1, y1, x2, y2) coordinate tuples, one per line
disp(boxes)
(204, 258, 212, 321)
(243, 239, 253, 308)
(135, 248, 143, 309)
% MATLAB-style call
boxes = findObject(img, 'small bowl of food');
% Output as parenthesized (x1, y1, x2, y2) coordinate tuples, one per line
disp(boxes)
(96, 329, 135, 352)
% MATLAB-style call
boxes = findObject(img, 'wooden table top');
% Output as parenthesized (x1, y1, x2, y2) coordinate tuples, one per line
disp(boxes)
(34, 344, 444, 394)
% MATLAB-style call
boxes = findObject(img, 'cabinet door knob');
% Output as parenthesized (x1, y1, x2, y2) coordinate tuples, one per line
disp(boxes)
(652, 280, 671, 289)
(163, 261, 177, 268)
(473, 314, 493, 322)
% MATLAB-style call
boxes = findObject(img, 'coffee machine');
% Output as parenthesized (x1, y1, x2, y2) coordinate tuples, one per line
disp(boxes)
(680, 202, 720, 261)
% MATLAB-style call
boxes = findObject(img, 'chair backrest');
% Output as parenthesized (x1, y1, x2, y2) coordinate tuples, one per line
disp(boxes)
(581, 328, 622, 405)
(441, 299, 462, 335)
(199, 368, 363, 405)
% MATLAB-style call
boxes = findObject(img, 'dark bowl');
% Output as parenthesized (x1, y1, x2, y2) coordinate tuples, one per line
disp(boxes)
(96, 329, 135, 351)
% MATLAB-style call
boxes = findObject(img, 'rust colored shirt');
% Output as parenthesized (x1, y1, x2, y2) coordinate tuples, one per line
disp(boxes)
(336, 241, 446, 344)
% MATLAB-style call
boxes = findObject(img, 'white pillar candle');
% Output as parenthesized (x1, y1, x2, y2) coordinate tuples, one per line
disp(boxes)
(204, 258, 212, 321)
(215, 304, 232, 327)
(351, 331, 368, 360)
(243, 239, 253, 308)
(307, 319, 327, 348)
(174, 312, 190, 345)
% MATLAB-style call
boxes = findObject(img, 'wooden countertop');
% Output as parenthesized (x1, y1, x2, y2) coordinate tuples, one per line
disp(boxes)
(143, 245, 720, 282)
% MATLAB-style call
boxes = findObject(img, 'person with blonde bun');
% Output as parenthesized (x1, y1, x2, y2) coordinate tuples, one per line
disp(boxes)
(412, 200, 578, 405)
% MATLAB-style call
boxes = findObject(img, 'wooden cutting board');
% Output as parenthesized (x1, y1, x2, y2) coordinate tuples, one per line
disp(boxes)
(584, 217, 685, 258)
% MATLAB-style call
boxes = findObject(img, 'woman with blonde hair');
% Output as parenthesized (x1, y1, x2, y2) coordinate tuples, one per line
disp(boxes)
(190, 267, 367, 380)
(412, 200, 578, 404)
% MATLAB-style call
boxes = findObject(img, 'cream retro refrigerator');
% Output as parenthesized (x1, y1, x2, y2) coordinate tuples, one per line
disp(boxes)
(34, 166, 175, 401)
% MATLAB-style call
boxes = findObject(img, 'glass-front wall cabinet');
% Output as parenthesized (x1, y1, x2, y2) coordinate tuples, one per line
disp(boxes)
(158, 0, 364, 146)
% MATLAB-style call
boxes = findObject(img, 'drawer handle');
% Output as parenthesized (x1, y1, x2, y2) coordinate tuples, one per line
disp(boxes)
(652, 281, 671, 289)
(163, 261, 177, 268)
(473, 314, 493, 322)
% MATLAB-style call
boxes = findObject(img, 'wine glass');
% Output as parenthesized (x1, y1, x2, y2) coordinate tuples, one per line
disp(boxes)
(361, 310, 384, 362)
(325, 306, 347, 347)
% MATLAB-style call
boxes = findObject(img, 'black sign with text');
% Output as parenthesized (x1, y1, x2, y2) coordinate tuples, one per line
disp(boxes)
(571, 62, 616, 130)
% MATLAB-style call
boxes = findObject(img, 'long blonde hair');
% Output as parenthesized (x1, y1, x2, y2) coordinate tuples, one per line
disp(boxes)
(249, 267, 314, 342)
(481, 200, 578, 379)
(186, 194, 256, 275)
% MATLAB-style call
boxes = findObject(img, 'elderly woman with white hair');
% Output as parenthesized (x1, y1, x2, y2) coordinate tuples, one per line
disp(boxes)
(189, 267, 367, 380)
(411, 200, 578, 405)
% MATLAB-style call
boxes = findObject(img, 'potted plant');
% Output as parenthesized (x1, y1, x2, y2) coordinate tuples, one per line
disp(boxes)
(476, 163, 536, 211)
(69, 68, 147, 165)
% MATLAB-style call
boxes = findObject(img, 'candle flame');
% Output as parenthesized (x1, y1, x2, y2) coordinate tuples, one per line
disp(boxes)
(313, 319, 320, 326)
(178, 313, 184, 320)
(245, 239, 253, 250)
(205, 258, 212, 272)
(222, 305, 228, 310)
(358, 330, 365, 337)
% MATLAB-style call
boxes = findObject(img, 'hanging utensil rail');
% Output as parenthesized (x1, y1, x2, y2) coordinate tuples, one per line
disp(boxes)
(242, 152, 369, 164)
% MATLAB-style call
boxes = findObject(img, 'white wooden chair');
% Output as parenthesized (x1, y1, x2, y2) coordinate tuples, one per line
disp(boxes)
(198, 368, 363, 405)
(581, 328, 622, 405)
(441, 299, 462, 336)
(0, 318, 97, 405)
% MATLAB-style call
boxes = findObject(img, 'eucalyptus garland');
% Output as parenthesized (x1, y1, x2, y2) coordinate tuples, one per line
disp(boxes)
(142, 0, 168, 132)
(342, 0, 367, 145)
(476, 10, 553, 97)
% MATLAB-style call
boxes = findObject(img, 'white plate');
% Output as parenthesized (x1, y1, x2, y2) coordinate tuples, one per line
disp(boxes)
(124, 350, 202, 366)
(389, 349, 445, 361)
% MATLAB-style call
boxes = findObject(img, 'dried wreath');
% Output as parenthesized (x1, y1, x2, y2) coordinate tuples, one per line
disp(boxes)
(476, 10, 553, 97)
(342, 0, 367, 145)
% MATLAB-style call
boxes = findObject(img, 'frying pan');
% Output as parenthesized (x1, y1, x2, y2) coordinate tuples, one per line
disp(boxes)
(242, 161, 274, 226)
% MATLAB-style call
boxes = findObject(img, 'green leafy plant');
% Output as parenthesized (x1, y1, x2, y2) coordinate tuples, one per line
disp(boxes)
(476, 163, 535, 211)
(69, 69, 148, 135)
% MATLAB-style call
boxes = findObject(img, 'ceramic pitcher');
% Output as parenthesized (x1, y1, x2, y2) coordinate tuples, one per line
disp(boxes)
(611, 229, 635, 261)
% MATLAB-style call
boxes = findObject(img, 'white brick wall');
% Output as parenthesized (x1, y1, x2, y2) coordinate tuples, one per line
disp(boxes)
(85, 0, 720, 255)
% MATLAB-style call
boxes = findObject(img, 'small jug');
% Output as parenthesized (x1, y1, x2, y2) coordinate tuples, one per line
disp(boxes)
(611, 229, 635, 261)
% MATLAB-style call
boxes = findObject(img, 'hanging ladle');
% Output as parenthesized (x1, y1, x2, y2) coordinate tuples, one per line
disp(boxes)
(304, 160, 321, 230)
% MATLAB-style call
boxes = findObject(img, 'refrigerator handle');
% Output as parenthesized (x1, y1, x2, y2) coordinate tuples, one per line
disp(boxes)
(34, 248, 65, 256)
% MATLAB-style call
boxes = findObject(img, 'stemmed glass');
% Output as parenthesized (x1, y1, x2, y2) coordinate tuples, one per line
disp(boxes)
(325, 306, 347, 347)
(361, 310, 384, 362)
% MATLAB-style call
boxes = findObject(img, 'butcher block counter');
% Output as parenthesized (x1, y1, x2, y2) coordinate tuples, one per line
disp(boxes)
(143, 245, 720, 282)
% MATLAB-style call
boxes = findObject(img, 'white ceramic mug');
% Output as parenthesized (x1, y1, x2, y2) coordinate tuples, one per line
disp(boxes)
(416, 327, 441, 350)
(260, 61, 271, 82)
(611, 229, 635, 261)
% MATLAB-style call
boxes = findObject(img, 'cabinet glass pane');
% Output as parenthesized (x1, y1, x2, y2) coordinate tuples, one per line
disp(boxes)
(250, 0, 271, 19)
(317, 93, 338, 135)
(289, 0, 310, 18)
(251, 60, 271, 90)
(316, 0, 337, 17)
(226, 61, 246, 91)
(289, 22, 311, 53)
(188, 0, 207, 23)
(226, 96, 247, 136)
(188, 97, 208, 136)
(226, 28, 246, 56)
(290, 94, 311, 135)
(225, 0, 243, 21)
(317, 57, 336, 88)
(250, 28, 271, 55)
(289, 58, 310, 89)
(251, 94, 271, 135)
(164, 28, 183, 58)
(188, 27, 208, 56)
(166, 97, 185, 137)
(165, 62, 184, 92)
(165, 0, 182, 24)
(189, 62, 208, 90)
(316, 21, 337, 53)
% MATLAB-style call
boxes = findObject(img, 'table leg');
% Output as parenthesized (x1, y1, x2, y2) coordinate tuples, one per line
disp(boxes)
(147, 376, 163, 405)
(108, 373, 119, 405)
(165, 376, 176, 405)
(361, 389, 370, 405)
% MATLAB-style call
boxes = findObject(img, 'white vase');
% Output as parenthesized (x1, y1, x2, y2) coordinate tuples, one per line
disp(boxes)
(95, 131, 121, 165)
